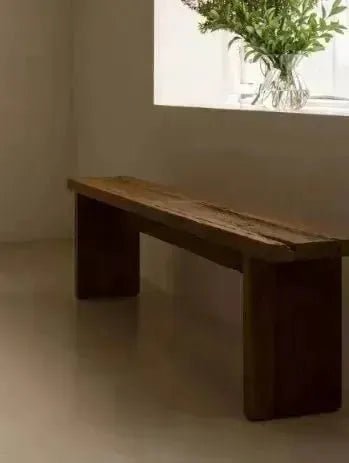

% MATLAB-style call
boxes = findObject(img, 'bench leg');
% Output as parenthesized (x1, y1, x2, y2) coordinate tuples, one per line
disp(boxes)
(243, 258, 342, 421)
(75, 194, 140, 299)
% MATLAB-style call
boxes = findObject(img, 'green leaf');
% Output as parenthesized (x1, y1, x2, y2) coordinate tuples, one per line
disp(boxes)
(332, 0, 342, 10)
(208, 9, 220, 20)
(332, 0, 342, 8)
(322, 5, 327, 18)
(310, 40, 325, 51)
(321, 32, 334, 41)
(265, 7, 275, 21)
(330, 5, 347, 16)
(255, 26, 263, 38)
(225, 3, 231, 20)
(329, 0, 347, 16)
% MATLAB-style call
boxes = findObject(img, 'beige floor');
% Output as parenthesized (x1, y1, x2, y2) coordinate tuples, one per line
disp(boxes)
(0, 240, 349, 462)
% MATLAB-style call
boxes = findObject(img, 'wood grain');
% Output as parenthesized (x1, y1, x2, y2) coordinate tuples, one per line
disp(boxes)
(243, 257, 342, 421)
(68, 176, 348, 263)
(76, 195, 140, 299)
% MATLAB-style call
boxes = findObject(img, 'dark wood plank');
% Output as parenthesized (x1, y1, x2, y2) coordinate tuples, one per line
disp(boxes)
(132, 214, 242, 272)
(68, 177, 348, 263)
(76, 194, 140, 299)
(243, 257, 342, 421)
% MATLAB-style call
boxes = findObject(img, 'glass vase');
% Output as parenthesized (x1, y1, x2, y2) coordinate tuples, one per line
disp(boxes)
(253, 54, 310, 112)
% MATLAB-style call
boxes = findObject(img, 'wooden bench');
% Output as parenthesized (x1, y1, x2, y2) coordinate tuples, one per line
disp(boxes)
(68, 176, 349, 421)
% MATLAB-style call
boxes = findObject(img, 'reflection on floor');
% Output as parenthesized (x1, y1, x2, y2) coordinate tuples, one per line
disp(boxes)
(0, 240, 348, 462)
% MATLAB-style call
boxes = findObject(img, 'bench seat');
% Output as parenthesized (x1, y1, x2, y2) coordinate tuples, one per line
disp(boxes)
(68, 176, 348, 263)
(68, 176, 348, 421)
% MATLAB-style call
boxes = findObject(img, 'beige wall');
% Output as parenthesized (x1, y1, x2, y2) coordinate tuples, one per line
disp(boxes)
(0, 0, 75, 241)
(73, 0, 349, 319)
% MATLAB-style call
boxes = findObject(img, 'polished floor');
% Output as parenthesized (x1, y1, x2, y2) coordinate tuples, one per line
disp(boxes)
(0, 240, 349, 462)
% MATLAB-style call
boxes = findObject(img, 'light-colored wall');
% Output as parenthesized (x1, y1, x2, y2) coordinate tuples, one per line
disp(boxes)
(0, 0, 75, 241)
(73, 0, 349, 321)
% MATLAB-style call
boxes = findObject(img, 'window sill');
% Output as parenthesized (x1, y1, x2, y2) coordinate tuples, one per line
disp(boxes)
(224, 95, 349, 117)
(155, 97, 349, 117)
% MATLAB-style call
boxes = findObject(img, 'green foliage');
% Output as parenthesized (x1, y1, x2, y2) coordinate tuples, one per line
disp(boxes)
(190, 0, 347, 70)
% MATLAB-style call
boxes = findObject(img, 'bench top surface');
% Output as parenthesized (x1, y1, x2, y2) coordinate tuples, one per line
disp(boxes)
(68, 176, 349, 262)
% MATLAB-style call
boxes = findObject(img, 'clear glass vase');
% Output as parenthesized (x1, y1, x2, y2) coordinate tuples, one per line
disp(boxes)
(253, 54, 310, 112)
